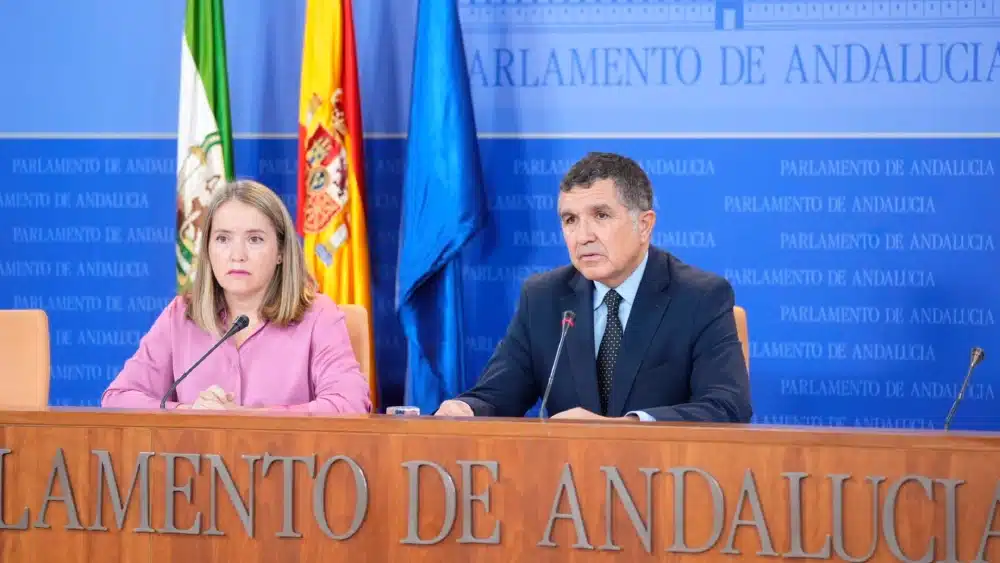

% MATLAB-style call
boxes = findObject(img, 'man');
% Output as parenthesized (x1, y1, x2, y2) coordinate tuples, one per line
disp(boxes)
(435, 152, 752, 422)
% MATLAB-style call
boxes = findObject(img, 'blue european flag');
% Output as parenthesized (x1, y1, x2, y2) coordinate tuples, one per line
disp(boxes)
(395, 0, 487, 416)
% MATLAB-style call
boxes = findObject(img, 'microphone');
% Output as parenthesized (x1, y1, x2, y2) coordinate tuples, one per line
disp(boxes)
(159, 314, 250, 409)
(539, 310, 575, 420)
(943, 346, 986, 431)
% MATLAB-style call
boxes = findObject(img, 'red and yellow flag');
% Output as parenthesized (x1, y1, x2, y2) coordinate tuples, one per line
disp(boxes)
(296, 0, 377, 407)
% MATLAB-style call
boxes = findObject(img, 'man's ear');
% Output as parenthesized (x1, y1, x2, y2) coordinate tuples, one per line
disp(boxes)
(638, 210, 656, 242)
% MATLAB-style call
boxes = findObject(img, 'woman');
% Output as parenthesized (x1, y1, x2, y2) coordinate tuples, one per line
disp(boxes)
(101, 179, 371, 413)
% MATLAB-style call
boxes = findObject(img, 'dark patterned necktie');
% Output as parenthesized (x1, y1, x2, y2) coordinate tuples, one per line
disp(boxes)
(597, 289, 623, 415)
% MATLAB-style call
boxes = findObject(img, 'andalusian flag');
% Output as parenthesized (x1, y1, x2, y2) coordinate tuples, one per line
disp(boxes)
(297, 0, 377, 406)
(176, 0, 234, 293)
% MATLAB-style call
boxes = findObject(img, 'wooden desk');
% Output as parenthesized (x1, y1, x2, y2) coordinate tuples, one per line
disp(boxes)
(0, 408, 998, 562)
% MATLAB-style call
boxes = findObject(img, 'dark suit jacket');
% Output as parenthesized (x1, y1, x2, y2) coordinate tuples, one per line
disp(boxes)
(458, 246, 752, 422)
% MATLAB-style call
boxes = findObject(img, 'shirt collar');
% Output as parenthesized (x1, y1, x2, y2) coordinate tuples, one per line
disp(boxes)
(593, 249, 649, 310)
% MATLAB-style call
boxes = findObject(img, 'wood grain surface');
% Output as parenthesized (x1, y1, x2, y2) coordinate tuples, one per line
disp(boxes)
(0, 408, 998, 562)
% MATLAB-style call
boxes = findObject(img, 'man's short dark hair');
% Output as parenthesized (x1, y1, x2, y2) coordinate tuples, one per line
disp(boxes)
(559, 152, 653, 213)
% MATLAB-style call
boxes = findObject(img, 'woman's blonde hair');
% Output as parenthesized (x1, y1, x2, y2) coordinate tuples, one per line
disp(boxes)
(183, 179, 315, 335)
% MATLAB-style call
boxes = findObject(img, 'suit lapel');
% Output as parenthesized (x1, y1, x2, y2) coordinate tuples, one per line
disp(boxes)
(559, 274, 601, 413)
(607, 249, 673, 417)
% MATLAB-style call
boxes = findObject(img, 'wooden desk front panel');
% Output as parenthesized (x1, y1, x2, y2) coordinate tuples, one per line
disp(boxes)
(0, 410, 998, 562)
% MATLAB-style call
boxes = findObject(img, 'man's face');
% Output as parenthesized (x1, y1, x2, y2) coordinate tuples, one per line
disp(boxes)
(557, 179, 655, 287)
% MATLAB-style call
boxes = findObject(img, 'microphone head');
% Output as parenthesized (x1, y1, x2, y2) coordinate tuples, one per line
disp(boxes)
(561, 310, 576, 328)
(971, 346, 986, 366)
(233, 314, 250, 331)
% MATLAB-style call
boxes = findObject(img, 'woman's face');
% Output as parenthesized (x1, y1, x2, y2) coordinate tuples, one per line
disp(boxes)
(207, 199, 281, 304)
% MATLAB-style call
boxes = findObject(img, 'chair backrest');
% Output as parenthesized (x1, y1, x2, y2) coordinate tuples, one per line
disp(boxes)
(339, 304, 372, 385)
(0, 309, 51, 408)
(733, 305, 749, 373)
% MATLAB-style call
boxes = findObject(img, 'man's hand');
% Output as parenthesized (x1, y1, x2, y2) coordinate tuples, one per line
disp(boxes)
(434, 399, 474, 417)
(549, 407, 632, 421)
(550, 407, 605, 420)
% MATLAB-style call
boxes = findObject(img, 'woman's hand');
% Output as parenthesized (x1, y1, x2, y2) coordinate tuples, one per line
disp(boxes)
(191, 385, 235, 410)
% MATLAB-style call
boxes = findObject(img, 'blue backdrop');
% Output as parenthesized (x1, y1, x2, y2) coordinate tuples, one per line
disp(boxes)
(1, 0, 998, 429)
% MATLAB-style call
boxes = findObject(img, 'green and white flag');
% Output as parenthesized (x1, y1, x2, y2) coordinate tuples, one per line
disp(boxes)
(176, 0, 234, 293)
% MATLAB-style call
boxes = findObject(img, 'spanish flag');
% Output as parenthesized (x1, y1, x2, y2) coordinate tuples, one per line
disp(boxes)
(296, 0, 377, 407)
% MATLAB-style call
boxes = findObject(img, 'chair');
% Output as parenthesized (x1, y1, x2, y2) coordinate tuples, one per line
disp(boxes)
(0, 309, 51, 408)
(339, 304, 372, 385)
(733, 306, 749, 373)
